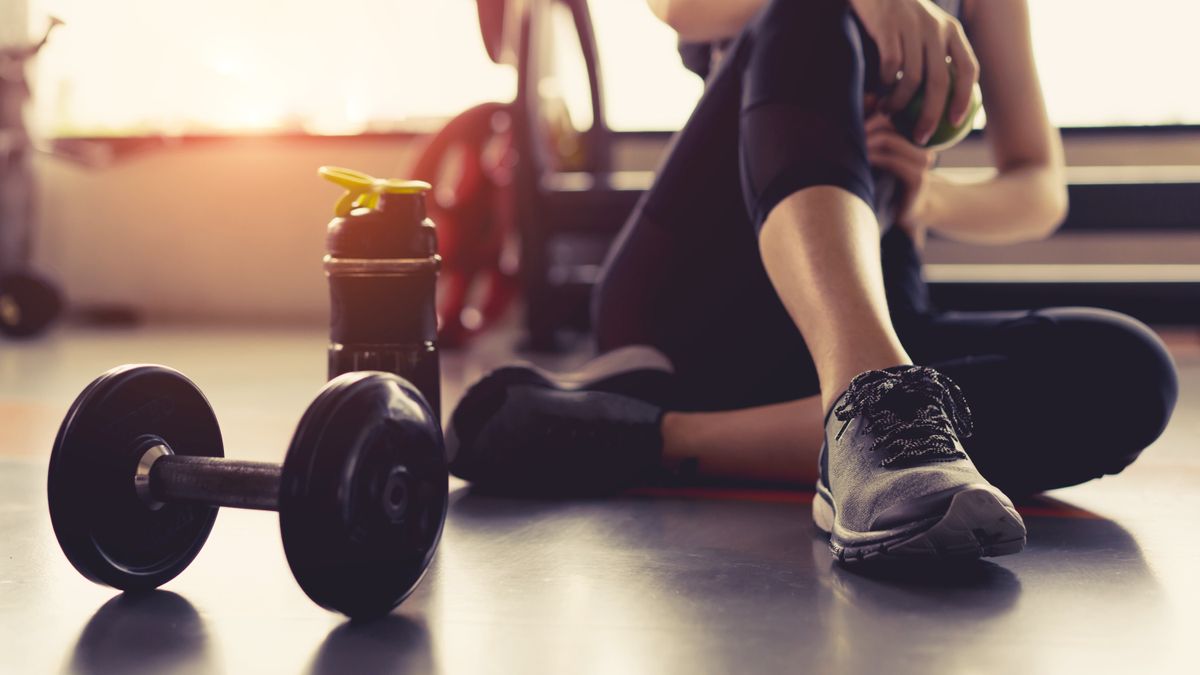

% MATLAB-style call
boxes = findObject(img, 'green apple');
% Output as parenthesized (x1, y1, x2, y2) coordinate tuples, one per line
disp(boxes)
(892, 69, 983, 151)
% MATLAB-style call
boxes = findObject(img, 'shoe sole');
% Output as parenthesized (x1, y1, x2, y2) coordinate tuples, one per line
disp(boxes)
(813, 484, 1026, 563)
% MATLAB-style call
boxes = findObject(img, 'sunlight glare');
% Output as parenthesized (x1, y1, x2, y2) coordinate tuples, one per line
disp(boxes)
(18, 0, 1200, 136)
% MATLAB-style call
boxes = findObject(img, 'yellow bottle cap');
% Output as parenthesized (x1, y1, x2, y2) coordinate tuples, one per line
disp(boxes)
(318, 166, 432, 217)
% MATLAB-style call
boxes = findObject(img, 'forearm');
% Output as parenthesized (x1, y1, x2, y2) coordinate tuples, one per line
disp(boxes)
(648, 0, 765, 42)
(917, 164, 1068, 245)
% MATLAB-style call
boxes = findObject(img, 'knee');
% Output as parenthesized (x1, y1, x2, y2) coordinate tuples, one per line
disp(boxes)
(739, 1, 875, 229)
(1039, 307, 1179, 464)
(744, 0, 865, 108)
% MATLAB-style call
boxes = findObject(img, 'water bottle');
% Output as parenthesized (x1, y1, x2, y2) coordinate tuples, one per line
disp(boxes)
(320, 166, 441, 417)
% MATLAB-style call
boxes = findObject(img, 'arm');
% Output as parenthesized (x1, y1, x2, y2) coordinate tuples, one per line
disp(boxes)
(914, 0, 1067, 244)
(647, 0, 765, 42)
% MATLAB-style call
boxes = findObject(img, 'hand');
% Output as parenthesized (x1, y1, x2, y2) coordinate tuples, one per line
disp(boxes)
(849, 0, 979, 145)
(866, 113, 936, 245)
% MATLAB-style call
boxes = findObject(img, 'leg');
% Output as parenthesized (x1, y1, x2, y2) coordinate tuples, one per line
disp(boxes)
(662, 397, 825, 484)
(447, 9, 842, 492)
(914, 307, 1179, 495)
(453, 0, 1017, 550)
(596, 1, 914, 413)
(658, 228, 934, 485)
(726, 2, 1030, 561)
(662, 305, 1179, 494)
(738, 0, 909, 411)
(759, 190, 908, 413)
(593, 24, 823, 412)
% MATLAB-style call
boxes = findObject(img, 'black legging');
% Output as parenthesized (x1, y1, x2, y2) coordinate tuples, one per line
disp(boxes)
(592, 0, 1178, 495)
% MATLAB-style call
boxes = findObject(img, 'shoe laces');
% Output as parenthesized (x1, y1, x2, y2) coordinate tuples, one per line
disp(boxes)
(833, 366, 973, 467)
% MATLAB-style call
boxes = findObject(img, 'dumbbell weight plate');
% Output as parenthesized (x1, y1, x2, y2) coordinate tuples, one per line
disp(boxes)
(0, 272, 64, 338)
(48, 365, 223, 590)
(279, 371, 448, 619)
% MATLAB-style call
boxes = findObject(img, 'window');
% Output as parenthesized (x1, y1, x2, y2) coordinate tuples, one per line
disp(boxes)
(25, 0, 513, 136)
(1026, 0, 1200, 127)
(23, 0, 1200, 136)
(588, 0, 1200, 130)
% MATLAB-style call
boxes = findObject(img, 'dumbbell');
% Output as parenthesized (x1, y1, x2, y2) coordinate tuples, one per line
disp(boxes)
(48, 364, 448, 619)
(0, 271, 63, 338)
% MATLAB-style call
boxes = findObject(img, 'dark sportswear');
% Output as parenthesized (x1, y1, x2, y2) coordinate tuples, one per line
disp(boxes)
(593, 0, 1178, 496)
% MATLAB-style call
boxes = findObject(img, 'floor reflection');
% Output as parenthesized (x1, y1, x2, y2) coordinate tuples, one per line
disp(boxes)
(307, 614, 434, 675)
(826, 553, 1023, 611)
(443, 487, 1167, 673)
(67, 591, 213, 675)
(812, 495, 1164, 672)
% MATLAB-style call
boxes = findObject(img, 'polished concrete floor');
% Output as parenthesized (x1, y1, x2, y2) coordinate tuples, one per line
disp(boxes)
(2, 325, 1199, 674)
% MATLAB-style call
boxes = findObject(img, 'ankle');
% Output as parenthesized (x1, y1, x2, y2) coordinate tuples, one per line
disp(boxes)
(820, 359, 914, 416)
(659, 412, 690, 470)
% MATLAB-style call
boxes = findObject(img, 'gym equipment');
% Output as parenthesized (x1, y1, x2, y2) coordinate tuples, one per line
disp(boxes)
(410, 102, 519, 348)
(892, 66, 984, 151)
(0, 18, 66, 339)
(321, 167, 443, 417)
(469, 0, 634, 350)
(0, 271, 63, 337)
(48, 364, 448, 619)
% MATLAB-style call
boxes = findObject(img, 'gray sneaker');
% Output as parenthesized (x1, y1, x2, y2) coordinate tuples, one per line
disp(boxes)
(813, 366, 1026, 562)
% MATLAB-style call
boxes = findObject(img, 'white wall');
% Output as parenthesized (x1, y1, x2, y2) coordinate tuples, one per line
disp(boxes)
(31, 136, 417, 323)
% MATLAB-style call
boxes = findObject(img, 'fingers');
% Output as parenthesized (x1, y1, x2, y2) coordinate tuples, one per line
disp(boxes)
(867, 130, 935, 189)
(876, 35, 904, 90)
(886, 30, 924, 113)
(914, 39, 951, 145)
(869, 155, 916, 192)
(868, 146, 924, 175)
(864, 113, 895, 134)
(867, 129, 935, 171)
(863, 92, 882, 117)
(946, 21, 980, 126)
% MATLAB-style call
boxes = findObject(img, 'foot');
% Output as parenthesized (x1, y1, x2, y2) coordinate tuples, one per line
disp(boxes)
(813, 366, 1026, 562)
(446, 346, 674, 495)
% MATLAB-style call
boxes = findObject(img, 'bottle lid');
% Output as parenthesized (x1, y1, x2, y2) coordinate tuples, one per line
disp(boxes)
(318, 166, 431, 217)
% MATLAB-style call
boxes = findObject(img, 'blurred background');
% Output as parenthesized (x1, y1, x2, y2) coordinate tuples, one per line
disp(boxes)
(3, 0, 1199, 344)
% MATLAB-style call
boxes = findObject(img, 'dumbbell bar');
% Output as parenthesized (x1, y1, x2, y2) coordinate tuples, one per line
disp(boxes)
(48, 364, 448, 619)
(134, 449, 414, 518)
(136, 451, 282, 511)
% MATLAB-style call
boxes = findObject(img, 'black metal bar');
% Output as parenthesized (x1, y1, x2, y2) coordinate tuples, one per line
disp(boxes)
(150, 455, 281, 511)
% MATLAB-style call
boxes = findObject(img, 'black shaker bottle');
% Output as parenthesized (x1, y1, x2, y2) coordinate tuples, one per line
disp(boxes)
(320, 166, 441, 417)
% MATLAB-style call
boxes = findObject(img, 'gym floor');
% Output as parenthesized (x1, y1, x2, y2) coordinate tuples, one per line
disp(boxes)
(2, 324, 1198, 674)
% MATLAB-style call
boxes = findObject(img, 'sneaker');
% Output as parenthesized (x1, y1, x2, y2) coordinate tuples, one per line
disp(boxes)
(446, 345, 673, 495)
(813, 365, 1026, 562)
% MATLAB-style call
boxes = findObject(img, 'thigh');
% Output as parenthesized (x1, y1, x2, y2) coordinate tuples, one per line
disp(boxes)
(596, 0, 913, 411)
(913, 307, 1179, 494)
(594, 36, 821, 409)
(594, 203, 821, 412)
(593, 34, 755, 345)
